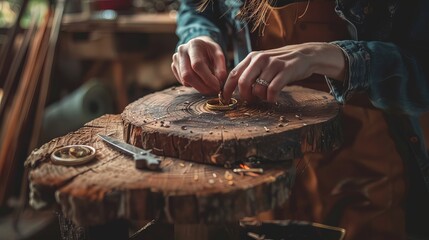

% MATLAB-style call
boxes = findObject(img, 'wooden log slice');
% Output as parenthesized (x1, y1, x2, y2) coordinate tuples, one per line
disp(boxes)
(26, 115, 293, 226)
(122, 86, 341, 166)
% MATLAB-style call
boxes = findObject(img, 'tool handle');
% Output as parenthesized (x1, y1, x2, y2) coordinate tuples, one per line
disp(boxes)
(133, 153, 161, 170)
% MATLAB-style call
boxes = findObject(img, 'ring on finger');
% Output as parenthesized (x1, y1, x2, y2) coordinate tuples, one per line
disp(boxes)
(255, 78, 270, 87)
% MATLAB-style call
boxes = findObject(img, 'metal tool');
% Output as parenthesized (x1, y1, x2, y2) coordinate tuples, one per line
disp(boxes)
(98, 134, 161, 170)
(232, 168, 264, 174)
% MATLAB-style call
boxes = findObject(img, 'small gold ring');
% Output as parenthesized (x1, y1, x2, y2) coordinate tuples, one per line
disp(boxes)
(205, 98, 238, 111)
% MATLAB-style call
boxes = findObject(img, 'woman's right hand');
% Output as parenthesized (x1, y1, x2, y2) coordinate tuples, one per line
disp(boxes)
(171, 36, 227, 95)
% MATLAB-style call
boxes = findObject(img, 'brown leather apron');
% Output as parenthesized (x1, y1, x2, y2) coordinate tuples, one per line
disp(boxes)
(252, 1, 407, 239)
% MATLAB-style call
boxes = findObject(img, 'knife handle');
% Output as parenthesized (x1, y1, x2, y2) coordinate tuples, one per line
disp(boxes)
(133, 153, 161, 170)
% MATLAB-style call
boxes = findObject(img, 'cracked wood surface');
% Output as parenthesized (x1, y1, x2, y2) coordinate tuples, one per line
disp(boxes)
(122, 86, 342, 166)
(26, 115, 293, 227)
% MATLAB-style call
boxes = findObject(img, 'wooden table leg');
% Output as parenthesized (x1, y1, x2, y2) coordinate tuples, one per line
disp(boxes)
(86, 219, 129, 240)
(57, 212, 128, 240)
(112, 60, 129, 112)
(57, 211, 86, 240)
(129, 222, 239, 240)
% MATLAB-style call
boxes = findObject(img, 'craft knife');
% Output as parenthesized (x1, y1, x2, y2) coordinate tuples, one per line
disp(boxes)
(98, 134, 161, 170)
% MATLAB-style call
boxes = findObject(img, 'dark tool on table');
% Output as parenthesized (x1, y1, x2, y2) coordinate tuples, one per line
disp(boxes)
(240, 219, 346, 240)
(98, 134, 161, 170)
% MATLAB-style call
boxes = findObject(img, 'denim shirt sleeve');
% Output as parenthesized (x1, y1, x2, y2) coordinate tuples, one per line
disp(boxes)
(176, 0, 228, 52)
(326, 40, 429, 116)
(326, 1, 429, 116)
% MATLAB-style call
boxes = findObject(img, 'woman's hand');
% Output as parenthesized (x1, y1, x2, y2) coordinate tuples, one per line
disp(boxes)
(171, 36, 227, 95)
(223, 42, 347, 102)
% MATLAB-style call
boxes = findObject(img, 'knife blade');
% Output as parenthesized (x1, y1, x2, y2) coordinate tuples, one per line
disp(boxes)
(98, 134, 161, 170)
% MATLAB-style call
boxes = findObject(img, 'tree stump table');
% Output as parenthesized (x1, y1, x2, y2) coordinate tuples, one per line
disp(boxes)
(26, 86, 341, 240)
(122, 86, 341, 166)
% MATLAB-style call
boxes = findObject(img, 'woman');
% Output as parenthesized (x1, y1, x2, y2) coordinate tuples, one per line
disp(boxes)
(171, 0, 429, 239)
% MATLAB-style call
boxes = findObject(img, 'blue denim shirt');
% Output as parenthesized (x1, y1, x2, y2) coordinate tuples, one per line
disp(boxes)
(176, 0, 429, 194)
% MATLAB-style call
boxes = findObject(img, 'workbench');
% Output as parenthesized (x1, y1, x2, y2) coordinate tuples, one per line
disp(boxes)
(26, 86, 342, 239)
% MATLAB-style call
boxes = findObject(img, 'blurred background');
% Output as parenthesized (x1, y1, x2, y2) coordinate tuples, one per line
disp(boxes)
(0, 0, 179, 238)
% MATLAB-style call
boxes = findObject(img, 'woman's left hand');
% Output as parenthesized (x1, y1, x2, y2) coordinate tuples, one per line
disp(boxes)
(222, 42, 347, 103)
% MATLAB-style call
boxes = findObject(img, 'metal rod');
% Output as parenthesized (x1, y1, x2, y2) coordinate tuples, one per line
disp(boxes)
(232, 168, 264, 173)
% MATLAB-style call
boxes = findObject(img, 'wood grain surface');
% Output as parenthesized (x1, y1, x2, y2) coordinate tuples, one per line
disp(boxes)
(26, 115, 293, 226)
(122, 86, 341, 166)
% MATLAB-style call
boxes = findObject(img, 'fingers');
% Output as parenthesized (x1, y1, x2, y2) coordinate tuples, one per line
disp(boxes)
(172, 53, 190, 87)
(252, 72, 275, 100)
(236, 55, 268, 101)
(171, 54, 179, 82)
(211, 48, 227, 86)
(251, 83, 267, 100)
(177, 45, 214, 95)
(171, 38, 226, 95)
(172, 41, 318, 100)
(224, 51, 284, 102)
(188, 44, 220, 92)
(253, 67, 294, 103)
(267, 70, 289, 102)
(192, 36, 227, 85)
(223, 56, 251, 101)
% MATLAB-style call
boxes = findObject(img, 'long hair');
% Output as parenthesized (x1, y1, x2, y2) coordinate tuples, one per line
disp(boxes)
(198, 0, 273, 32)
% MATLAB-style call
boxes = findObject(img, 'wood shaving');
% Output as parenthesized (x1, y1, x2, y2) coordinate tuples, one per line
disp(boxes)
(224, 171, 233, 180)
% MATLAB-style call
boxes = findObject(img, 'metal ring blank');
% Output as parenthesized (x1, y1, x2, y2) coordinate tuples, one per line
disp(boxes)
(205, 98, 238, 111)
